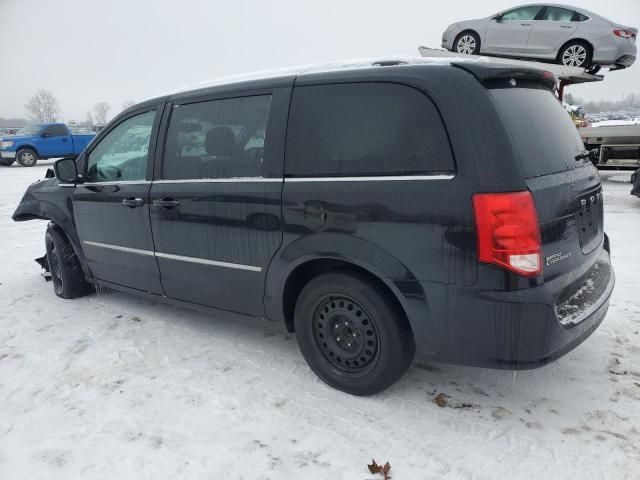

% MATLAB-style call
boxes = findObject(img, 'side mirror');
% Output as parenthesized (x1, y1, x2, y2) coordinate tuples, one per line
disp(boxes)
(41, 132, 52, 138)
(54, 158, 80, 183)
(493, 13, 503, 21)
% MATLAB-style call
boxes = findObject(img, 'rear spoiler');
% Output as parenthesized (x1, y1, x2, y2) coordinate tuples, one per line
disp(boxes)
(452, 62, 557, 91)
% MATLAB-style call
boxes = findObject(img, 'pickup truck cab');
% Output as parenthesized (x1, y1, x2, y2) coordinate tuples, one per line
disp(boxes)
(0, 123, 95, 167)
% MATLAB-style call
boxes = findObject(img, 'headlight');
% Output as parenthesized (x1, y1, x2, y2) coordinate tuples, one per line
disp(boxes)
(1, 141, 14, 149)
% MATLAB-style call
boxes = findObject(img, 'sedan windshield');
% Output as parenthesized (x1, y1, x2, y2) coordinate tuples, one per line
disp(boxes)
(16, 124, 44, 136)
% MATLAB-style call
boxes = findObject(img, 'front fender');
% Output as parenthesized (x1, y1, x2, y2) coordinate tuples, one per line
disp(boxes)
(13, 181, 91, 278)
(11, 139, 39, 156)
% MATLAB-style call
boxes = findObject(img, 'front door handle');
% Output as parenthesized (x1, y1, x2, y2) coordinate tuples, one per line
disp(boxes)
(122, 197, 144, 207)
(560, 25, 573, 28)
(520, 23, 532, 26)
(153, 198, 181, 209)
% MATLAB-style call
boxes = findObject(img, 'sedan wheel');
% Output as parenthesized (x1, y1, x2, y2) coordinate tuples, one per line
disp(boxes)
(561, 44, 588, 67)
(456, 34, 478, 55)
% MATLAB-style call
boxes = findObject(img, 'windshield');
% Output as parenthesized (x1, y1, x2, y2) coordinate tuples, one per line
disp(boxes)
(491, 88, 584, 178)
(16, 124, 44, 136)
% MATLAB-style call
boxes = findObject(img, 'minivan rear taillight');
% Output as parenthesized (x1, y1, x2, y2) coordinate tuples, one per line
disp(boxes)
(614, 29, 636, 39)
(472, 191, 542, 277)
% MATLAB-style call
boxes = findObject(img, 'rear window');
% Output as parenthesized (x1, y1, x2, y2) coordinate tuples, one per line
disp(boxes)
(285, 83, 455, 177)
(490, 88, 584, 178)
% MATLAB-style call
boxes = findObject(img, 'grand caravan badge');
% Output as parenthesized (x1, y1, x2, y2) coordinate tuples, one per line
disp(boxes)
(546, 252, 572, 266)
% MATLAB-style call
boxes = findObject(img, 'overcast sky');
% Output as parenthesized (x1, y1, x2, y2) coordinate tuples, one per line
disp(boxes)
(0, 0, 638, 122)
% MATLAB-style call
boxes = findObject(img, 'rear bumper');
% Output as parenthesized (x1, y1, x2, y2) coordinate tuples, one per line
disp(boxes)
(412, 249, 614, 369)
(592, 37, 636, 67)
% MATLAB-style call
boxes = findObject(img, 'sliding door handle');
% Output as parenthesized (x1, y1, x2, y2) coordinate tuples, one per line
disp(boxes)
(122, 197, 144, 207)
(153, 198, 181, 209)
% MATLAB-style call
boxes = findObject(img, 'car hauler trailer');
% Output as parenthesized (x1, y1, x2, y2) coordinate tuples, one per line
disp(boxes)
(579, 123, 640, 169)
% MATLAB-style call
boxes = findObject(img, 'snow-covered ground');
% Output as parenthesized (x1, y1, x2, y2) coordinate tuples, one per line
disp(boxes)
(0, 164, 639, 480)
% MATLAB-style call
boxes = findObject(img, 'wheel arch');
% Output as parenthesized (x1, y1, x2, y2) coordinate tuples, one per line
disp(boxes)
(454, 29, 482, 52)
(557, 38, 594, 62)
(16, 145, 40, 157)
(278, 257, 416, 337)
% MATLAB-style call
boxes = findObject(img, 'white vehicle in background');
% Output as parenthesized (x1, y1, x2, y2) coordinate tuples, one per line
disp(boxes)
(442, 4, 637, 74)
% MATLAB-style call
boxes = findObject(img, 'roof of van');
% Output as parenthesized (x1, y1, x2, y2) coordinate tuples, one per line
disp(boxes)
(129, 56, 556, 115)
(163, 56, 491, 96)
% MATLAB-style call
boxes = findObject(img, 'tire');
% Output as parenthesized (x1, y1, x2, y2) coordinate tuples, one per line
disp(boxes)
(0, 157, 14, 166)
(45, 225, 92, 299)
(454, 31, 480, 55)
(558, 41, 592, 69)
(294, 271, 415, 396)
(585, 64, 601, 75)
(16, 148, 38, 167)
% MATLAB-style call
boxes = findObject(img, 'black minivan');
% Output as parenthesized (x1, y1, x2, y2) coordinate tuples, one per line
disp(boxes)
(13, 60, 615, 395)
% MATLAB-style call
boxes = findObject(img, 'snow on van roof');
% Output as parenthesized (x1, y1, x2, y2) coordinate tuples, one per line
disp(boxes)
(164, 56, 490, 96)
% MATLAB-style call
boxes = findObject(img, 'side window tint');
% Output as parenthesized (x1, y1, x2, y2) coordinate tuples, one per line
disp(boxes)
(501, 6, 542, 21)
(285, 83, 455, 177)
(43, 125, 67, 137)
(543, 7, 575, 22)
(162, 95, 272, 180)
(86, 110, 156, 182)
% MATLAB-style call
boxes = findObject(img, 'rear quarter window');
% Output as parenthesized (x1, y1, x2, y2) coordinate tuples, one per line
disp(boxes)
(490, 88, 584, 178)
(285, 82, 455, 177)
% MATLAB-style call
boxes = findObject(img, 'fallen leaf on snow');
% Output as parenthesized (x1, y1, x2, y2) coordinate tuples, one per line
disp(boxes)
(368, 459, 392, 479)
(434, 393, 448, 408)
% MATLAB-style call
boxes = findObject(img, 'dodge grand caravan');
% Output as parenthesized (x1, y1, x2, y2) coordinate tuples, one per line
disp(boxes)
(13, 60, 615, 395)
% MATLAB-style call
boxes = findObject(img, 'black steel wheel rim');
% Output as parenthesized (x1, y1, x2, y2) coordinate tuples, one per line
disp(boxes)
(48, 240, 63, 291)
(312, 295, 380, 375)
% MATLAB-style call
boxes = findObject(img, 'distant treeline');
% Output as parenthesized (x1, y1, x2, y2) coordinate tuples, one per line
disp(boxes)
(0, 118, 28, 127)
(566, 92, 640, 114)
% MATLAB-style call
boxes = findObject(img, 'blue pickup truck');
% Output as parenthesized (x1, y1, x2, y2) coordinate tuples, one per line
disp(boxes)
(0, 123, 95, 167)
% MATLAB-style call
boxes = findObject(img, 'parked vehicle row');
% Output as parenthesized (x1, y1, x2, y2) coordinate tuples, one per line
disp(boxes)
(0, 123, 95, 167)
(442, 3, 637, 73)
(13, 60, 614, 395)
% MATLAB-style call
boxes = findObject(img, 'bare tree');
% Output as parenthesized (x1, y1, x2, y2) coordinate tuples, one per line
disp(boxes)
(122, 100, 135, 111)
(85, 111, 94, 126)
(93, 102, 111, 125)
(25, 89, 60, 122)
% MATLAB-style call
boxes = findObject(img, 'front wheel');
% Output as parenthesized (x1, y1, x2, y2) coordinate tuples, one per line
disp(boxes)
(16, 148, 38, 167)
(454, 31, 480, 55)
(559, 42, 592, 68)
(45, 225, 92, 299)
(294, 271, 415, 396)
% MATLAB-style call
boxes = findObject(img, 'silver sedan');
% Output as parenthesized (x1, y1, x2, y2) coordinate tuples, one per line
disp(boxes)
(442, 4, 637, 73)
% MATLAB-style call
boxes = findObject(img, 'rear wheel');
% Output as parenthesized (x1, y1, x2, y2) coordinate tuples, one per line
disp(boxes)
(559, 42, 592, 69)
(16, 148, 38, 167)
(45, 225, 92, 299)
(294, 271, 415, 396)
(454, 31, 480, 55)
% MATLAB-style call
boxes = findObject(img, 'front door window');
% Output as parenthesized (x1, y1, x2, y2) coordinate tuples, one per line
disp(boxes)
(86, 110, 155, 182)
